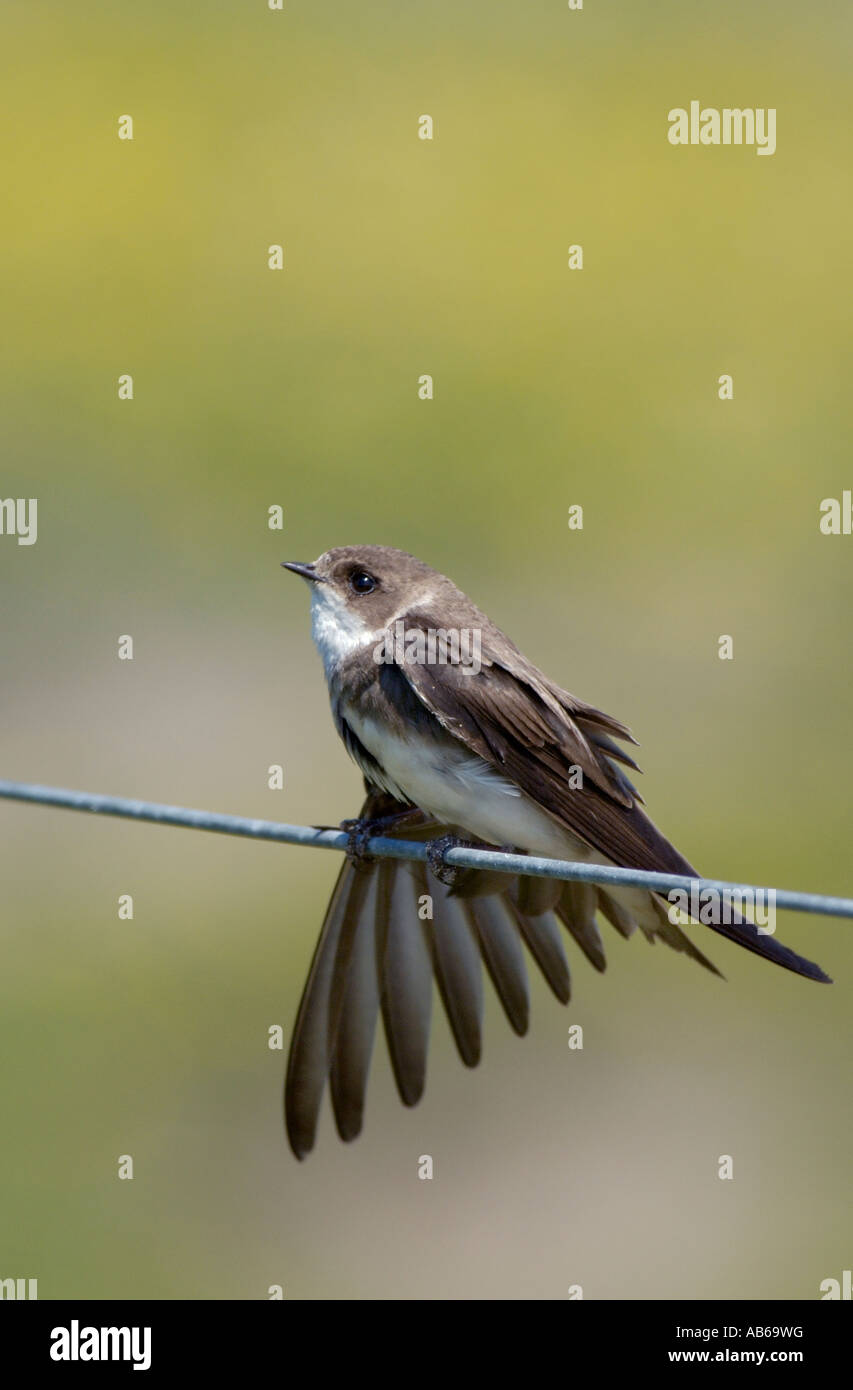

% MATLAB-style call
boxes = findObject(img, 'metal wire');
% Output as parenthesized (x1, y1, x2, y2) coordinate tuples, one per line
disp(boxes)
(0, 778, 851, 920)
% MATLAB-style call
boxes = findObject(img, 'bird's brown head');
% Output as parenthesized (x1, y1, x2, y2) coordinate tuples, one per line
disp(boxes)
(282, 545, 445, 634)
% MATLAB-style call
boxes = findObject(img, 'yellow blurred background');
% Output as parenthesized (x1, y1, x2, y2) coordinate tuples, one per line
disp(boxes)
(1, 0, 851, 1298)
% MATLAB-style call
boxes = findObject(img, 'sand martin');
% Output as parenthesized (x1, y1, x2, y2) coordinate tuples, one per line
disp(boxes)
(281, 545, 830, 1157)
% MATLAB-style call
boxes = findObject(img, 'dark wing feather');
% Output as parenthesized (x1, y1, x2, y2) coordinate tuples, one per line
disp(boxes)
(394, 606, 694, 874)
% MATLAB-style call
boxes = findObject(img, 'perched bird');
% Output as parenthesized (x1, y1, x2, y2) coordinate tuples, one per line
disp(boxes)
(282, 545, 830, 1158)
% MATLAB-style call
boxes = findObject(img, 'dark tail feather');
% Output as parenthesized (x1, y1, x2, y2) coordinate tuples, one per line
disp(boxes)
(509, 903, 571, 1003)
(510, 873, 563, 916)
(596, 887, 636, 939)
(329, 870, 381, 1143)
(464, 896, 530, 1035)
(284, 857, 376, 1159)
(555, 882, 607, 972)
(375, 860, 433, 1106)
(413, 862, 484, 1067)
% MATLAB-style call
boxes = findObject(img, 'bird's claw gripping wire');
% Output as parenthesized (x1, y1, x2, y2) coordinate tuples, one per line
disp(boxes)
(426, 833, 481, 887)
(340, 806, 428, 865)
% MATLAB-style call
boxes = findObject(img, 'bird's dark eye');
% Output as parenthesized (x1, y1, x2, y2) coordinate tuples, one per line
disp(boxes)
(349, 570, 376, 595)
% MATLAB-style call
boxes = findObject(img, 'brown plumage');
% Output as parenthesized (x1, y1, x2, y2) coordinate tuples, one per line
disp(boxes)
(283, 546, 831, 1158)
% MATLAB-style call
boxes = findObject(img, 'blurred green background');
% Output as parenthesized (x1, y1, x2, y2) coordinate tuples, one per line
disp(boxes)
(1, 0, 851, 1299)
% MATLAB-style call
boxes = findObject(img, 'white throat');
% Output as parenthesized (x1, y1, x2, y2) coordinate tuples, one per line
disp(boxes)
(309, 585, 385, 680)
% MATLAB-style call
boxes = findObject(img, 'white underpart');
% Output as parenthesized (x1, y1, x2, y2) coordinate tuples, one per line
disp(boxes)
(358, 690, 667, 932)
(344, 706, 568, 847)
(339, 705, 677, 933)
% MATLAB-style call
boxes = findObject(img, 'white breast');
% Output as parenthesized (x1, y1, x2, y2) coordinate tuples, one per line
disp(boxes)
(341, 704, 592, 863)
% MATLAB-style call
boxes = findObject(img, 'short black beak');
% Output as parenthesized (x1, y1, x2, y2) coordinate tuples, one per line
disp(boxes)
(281, 561, 323, 582)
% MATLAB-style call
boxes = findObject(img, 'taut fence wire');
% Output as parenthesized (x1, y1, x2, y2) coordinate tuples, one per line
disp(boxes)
(1, 780, 851, 922)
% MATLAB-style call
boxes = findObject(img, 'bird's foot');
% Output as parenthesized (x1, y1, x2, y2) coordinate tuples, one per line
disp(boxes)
(341, 817, 376, 863)
(340, 807, 427, 864)
(426, 833, 479, 887)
